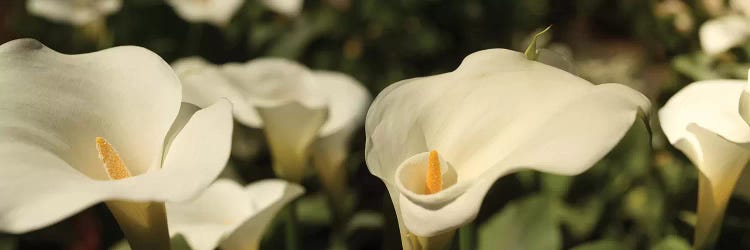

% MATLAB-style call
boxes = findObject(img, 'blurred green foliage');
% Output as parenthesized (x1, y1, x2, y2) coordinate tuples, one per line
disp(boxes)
(5, 0, 750, 249)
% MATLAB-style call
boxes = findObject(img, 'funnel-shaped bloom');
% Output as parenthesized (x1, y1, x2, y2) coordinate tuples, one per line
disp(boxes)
(167, 179, 304, 250)
(26, 0, 121, 26)
(0, 39, 233, 249)
(365, 49, 650, 249)
(166, 0, 244, 27)
(699, 0, 750, 55)
(660, 79, 750, 248)
(172, 57, 370, 188)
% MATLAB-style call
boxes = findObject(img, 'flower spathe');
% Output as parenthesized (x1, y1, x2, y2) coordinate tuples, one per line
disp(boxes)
(699, 0, 750, 55)
(365, 49, 650, 248)
(26, 0, 122, 26)
(166, 0, 244, 26)
(166, 179, 304, 250)
(0, 39, 233, 249)
(173, 57, 371, 187)
(659, 78, 750, 248)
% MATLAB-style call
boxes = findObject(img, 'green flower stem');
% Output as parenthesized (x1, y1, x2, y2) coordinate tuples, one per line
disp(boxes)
(285, 200, 299, 250)
(459, 223, 474, 250)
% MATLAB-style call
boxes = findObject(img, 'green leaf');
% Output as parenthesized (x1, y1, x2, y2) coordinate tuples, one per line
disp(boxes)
(524, 25, 552, 61)
(479, 195, 561, 250)
(0, 235, 16, 250)
(541, 173, 572, 198)
(558, 199, 604, 240)
(671, 53, 721, 81)
(570, 239, 628, 250)
(651, 236, 691, 250)
(296, 193, 332, 226)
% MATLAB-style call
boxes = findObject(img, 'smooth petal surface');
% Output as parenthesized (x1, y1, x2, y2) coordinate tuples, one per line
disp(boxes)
(310, 71, 370, 201)
(260, 0, 304, 17)
(365, 49, 649, 236)
(27, 0, 121, 25)
(166, 0, 243, 26)
(221, 58, 326, 113)
(659, 81, 750, 248)
(173, 57, 258, 127)
(167, 179, 304, 250)
(313, 71, 371, 138)
(699, 15, 750, 55)
(659, 81, 750, 173)
(258, 103, 327, 182)
(220, 180, 304, 250)
(0, 39, 232, 233)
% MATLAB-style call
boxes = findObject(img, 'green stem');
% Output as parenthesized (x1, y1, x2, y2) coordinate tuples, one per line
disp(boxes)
(285, 200, 299, 250)
(459, 223, 474, 250)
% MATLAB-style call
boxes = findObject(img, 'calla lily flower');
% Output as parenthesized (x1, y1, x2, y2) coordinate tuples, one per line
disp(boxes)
(166, 0, 244, 27)
(0, 39, 233, 249)
(260, 0, 304, 17)
(172, 57, 371, 192)
(26, 0, 121, 26)
(659, 79, 750, 249)
(365, 49, 650, 249)
(699, 0, 750, 55)
(167, 179, 304, 250)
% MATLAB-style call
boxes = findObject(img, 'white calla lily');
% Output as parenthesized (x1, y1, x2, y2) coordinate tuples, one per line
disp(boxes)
(659, 80, 750, 249)
(166, 0, 244, 26)
(0, 39, 233, 249)
(172, 57, 371, 190)
(699, 0, 750, 55)
(167, 179, 304, 250)
(26, 0, 121, 26)
(364, 49, 650, 249)
(260, 0, 304, 17)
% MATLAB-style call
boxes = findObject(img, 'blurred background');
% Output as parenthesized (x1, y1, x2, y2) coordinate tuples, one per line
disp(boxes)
(1, 0, 750, 249)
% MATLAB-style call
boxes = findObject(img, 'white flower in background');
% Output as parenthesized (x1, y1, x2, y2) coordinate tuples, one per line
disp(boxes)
(659, 78, 750, 249)
(261, 0, 304, 17)
(172, 57, 370, 192)
(166, 0, 244, 26)
(365, 49, 650, 249)
(167, 179, 304, 250)
(26, 0, 121, 26)
(0, 39, 233, 249)
(699, 0, 750, 55)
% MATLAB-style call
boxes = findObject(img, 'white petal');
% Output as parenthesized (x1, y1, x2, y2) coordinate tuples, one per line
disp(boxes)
(313, 71, 371, 137)
(27, 0, 121, 25)
(366, 48, 649, 236)
(173, 57, 260, 127)
(221, 58, 327, 111)
(310, 71, 370, 195)
(0, 39, 181, 232)
(682, 124, 749, 248)
(0, 40, 234, 234)
(166, 0, 243, 26)
(660, 81, 750, 147)
(731, 0, 750, 16)
(261, 0, 304, 16)
(167, 179, 303, 250)
(167, 180, 252, 250)
(699, 15, 750, 55)
(257, 102, 327, 182)
(659, 81, 750, 248)
(220, 179, 304, 250)
(156, 99, 234, 201)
